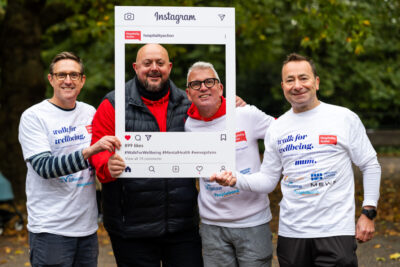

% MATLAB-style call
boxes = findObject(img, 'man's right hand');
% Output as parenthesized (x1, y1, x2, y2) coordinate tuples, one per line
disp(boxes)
(83, 136, 121, 160)
(108, 153, 126, 178)
(210, 170, 237, 187)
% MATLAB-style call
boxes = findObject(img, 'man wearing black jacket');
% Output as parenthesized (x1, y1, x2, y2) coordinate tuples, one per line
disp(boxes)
(90, 44, 203, 266)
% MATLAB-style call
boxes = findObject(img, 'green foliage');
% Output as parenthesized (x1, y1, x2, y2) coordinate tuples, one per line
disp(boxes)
(37, 0, 400, 128)
(234, 0, 400, 127)
(0, 0, 6, 18)
(125, 44, 226, 90)
(376, 146, 400, 157)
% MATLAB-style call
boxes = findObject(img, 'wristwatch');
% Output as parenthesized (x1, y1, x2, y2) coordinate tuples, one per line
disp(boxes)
(361, 208, 377, 220)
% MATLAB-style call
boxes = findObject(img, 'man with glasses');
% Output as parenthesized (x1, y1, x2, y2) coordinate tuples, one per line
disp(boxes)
(185, 62, 275, 267)
(18, 51, 120, 267)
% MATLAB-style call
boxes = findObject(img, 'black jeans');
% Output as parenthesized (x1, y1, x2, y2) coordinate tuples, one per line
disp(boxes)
(277, 235, 358, 267)
(108, 229, 203, 267)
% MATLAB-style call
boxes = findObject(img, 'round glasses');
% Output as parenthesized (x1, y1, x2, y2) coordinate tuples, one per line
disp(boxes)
(188, 78, 219, 90)
(52, 72, 82, 81)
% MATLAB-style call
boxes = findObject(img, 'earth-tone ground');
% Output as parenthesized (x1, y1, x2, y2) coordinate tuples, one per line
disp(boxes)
(1, 156, 399, 266)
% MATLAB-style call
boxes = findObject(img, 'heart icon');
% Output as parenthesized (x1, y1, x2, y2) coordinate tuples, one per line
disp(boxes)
(125, 135, 131, 140)
(196, 166, 203, 172)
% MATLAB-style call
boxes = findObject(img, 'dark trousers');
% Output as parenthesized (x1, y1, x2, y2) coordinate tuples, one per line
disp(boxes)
(277, 235, 358, 267)
(29, 231, 98, 267)
(108, 229, 203, 267)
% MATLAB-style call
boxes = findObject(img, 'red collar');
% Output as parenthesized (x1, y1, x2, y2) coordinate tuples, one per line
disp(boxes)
(187, 96, 226, 121)
(141, 90, 170, 106)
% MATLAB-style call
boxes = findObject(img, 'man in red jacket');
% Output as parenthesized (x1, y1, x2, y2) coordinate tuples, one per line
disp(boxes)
(90, 44, 203, 267)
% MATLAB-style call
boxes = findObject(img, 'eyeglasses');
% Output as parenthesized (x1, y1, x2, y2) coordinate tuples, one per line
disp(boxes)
(52, 72, 82, 81)
(188, 78, 219, 90)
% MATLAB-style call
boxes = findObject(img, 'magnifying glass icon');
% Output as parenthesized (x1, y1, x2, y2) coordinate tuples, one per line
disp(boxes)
(149, 166, 155, 172)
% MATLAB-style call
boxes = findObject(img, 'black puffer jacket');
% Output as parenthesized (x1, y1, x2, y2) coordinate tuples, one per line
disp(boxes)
(102, 77, 199, 238)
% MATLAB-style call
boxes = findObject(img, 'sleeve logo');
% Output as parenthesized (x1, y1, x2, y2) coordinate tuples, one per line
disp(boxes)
(85, 125, 92, 134)
(319, 135, 337, 145)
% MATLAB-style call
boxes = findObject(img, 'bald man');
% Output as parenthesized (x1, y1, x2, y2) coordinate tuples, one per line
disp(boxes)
(90, 44, 203, 266)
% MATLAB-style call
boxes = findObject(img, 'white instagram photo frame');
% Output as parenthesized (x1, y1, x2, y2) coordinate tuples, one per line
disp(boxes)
(115, 6, 235, 178)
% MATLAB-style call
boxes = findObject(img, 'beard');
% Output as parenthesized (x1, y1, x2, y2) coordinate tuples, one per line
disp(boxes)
(140, 71, 167, 92)
(143, 79, 167, 92)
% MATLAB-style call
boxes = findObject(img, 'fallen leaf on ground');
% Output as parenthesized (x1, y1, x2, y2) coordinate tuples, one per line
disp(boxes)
(5, 246, 11, 254)
(386, 229, 400, 236)
(18, 234, 28, 242)
(374, 244, 381, 248)
(24, 262, 31, 266)
(389, 252, 400, 260)
(376, 257, 386, 262)
(108, 251, 114, 256)
(15, 249, 24, 254)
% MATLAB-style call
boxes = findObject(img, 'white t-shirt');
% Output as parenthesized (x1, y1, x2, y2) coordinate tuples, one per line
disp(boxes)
(185, 105, 275, 227)
(236, 102, 380, 238)
(18, 100, 98, 237)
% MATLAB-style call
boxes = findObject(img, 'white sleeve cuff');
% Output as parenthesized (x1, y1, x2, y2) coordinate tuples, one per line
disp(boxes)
(360, 157, 381, 208)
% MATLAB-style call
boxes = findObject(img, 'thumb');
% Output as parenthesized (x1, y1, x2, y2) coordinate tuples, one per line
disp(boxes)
(210, 173, 217, 182)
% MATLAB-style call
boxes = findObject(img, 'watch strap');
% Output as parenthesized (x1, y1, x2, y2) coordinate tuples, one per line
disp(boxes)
(362, 208, 377, 220)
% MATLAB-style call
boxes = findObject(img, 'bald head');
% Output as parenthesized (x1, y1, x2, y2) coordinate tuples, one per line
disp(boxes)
(133, 43, 172, 92)
(136, 44, 169, 62)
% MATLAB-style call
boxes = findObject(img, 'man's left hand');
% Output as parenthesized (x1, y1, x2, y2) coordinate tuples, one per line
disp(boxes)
(235, 96, 246, 107)
(355, 214, 375, 242)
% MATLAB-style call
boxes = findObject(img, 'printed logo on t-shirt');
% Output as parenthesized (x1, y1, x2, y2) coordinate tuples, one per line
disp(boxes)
(294, 158, 316, 166)
(214, 189, 240, 198)
(58, 174, 83, 183)
(205, 183, 222, 191)
(236, 131, 247, 142)
(204, 181, 240, 198)
(58, 174, 94, 187)
(319, 135, 337, 145)
(240, 168, 251, 174)
(278, 134, 314, 153)
(310, 171, 337, 189)
(53, 125, 86, 145)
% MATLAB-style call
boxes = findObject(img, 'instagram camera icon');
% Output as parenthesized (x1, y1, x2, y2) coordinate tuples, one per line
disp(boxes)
(124, 12, 134, 20)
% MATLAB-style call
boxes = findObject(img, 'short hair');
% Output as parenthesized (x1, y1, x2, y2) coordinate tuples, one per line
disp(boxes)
(49, 51, 84, 74)
(186, 61, 220, 86)
(283, 53, 317, 78)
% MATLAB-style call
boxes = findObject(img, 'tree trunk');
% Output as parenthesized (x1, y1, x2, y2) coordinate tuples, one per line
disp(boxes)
(0, 0, 46, 199)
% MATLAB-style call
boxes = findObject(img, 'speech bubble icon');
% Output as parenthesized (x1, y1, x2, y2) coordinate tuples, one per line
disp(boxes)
(125, 31, 141, 40)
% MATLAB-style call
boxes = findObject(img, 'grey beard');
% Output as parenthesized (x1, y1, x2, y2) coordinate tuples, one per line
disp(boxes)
(144, 80, 165, 92)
